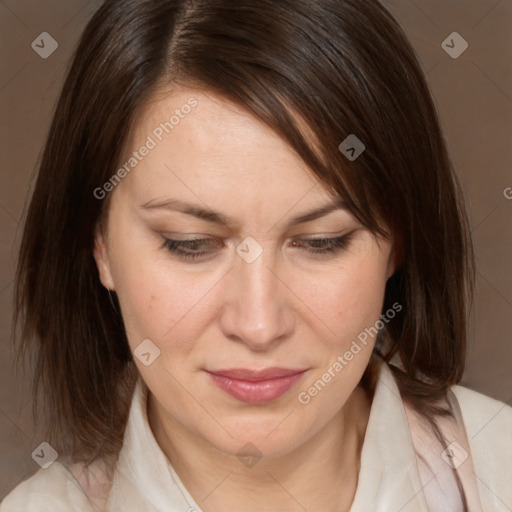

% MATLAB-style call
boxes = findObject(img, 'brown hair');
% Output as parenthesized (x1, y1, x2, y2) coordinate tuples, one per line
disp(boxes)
(14, 0, 475, 499)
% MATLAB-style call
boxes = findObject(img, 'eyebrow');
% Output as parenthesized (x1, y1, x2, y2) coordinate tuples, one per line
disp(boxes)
(140, 197, 347, 228)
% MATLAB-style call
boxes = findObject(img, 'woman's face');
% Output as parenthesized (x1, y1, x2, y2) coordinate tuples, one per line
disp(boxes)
(94, 87, 397, 459)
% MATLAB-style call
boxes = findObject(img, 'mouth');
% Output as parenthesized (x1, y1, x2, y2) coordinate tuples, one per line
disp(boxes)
(205, 367, 308, 404)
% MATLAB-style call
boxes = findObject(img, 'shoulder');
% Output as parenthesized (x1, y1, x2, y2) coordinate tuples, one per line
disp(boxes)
(0, 461, 100, 512)
(452, 384, 512, 511)
(452, 384, 512, 438)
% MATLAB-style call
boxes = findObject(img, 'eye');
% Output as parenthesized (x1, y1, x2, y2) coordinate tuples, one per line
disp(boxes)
(161, 232, 354, 261)
(161, 237, 221, 260)
(291, 233, 354, 256)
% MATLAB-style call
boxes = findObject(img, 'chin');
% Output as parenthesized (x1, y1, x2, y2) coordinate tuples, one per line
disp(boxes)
(202, 414, 312, 463)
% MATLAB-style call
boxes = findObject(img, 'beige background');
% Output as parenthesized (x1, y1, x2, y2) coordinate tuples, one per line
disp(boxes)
(1, 0, 511, 501)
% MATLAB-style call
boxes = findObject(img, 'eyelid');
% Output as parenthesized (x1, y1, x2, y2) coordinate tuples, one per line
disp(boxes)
(160, 231, 356, 261)
(161, 231, 352, 245)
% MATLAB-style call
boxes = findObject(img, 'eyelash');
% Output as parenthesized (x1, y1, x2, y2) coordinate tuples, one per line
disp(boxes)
(161, 233, 354, 261)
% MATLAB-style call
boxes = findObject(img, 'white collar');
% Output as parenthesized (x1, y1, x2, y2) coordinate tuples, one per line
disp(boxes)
(350, 362, 430, 511)
(104, 374, 203, 512)
(104, 363, 431, 511)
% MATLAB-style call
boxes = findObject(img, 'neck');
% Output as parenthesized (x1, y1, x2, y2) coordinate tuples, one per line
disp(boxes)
(148, 386, 371, 512)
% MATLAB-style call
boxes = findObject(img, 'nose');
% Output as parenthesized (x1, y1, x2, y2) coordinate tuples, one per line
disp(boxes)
(218, 245, 295, 351)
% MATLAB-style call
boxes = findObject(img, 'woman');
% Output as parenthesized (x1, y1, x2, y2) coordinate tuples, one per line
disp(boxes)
(2, 0, 510, 510)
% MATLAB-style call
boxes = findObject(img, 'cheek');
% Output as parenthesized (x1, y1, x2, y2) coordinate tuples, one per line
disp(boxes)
(109, 242, 224, 353)
(293, 253, 389, 413)
(292, 251, 389, 350)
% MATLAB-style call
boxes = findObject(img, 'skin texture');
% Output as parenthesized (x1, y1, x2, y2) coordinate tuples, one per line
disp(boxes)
(93, 87, 397, 512)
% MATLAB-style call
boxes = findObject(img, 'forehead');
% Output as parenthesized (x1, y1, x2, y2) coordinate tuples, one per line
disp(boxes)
(116, 86, 338, 209)
(132, 87, 309, 164)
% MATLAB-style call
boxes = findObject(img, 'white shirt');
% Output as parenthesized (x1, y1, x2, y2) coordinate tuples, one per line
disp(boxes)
(1, 362, 511, 511)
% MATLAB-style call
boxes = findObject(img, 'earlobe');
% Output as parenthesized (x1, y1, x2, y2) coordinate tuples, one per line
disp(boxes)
(93, 225, 115, 291)
(386, 241, 400, 281)
(386, 239, 402, 281)
(386, 260, 395, 281)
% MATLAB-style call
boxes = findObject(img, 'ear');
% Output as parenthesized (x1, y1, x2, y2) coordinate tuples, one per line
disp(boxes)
(386, 236, 403, 281)
(93, 223, 116, 291)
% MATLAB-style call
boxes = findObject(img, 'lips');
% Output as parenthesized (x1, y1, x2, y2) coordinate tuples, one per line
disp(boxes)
(206, 367, 307, 404)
